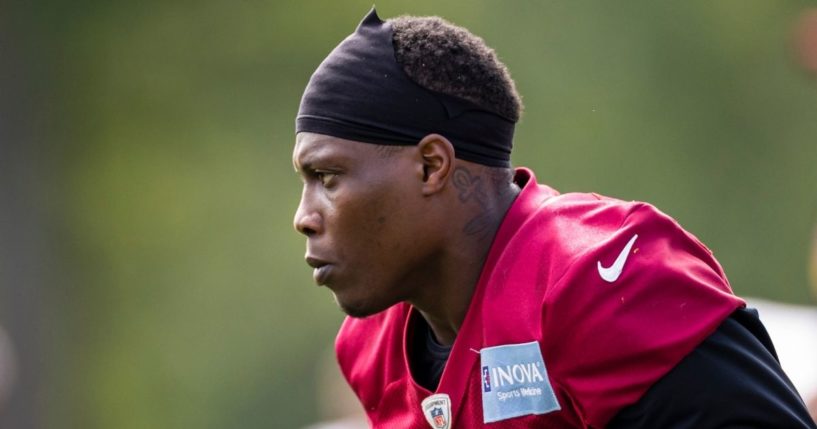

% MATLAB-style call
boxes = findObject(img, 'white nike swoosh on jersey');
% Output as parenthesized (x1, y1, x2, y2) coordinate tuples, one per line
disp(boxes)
(597, 234, 639, 283)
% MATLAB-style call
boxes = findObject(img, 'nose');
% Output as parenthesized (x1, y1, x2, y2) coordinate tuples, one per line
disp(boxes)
(293, 192, 321, 237)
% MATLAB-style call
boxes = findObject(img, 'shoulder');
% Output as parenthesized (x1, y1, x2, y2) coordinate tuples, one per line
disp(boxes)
(505, 192, 683, 280)
(527, 192, 728, 286)
(540, 192, 686, 247)
(521, 193, 745, 427)
(608, 308, 817, 428)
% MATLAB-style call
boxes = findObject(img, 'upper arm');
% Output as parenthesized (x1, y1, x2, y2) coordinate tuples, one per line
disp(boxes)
(607, 308, 816, 428)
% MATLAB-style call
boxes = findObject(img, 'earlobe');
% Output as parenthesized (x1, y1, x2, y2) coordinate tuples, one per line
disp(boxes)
(417, 134, 455, 195)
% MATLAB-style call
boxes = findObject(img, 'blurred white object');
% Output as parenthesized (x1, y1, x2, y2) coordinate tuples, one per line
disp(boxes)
(749, 297, 817, 401)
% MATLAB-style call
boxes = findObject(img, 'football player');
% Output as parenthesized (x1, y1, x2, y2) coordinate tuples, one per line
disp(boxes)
(293, 9, 815, 428)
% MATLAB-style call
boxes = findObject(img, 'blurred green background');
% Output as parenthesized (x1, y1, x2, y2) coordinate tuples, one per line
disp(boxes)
(1, 1, 816, 428)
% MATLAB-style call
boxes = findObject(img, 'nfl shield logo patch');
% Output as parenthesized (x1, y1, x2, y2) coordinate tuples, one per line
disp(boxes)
(421, 393, 451, 429)
(431, 408, 445, 427)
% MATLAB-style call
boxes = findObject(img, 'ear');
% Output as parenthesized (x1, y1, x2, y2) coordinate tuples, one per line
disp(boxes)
(416, 133, 455, 196)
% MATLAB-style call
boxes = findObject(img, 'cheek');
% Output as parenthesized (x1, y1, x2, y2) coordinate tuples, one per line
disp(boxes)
(370, 211, 428, 281)
(338, 187, 415, 263)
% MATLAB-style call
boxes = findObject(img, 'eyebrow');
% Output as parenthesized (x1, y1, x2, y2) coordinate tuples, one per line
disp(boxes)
(293, 151, 322, 173)
(294, 148, 355, 174)
(292, 148, 317, 173)
(294, 161, 316, 174)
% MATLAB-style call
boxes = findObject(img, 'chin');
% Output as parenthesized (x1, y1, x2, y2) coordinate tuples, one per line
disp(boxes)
(333, 293, 391, 318)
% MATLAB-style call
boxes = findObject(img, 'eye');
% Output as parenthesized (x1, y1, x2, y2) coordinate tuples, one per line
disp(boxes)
(314, 171, 337, 187)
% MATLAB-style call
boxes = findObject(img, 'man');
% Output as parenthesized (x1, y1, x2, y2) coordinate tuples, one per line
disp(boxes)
(293, 9, 816, 428)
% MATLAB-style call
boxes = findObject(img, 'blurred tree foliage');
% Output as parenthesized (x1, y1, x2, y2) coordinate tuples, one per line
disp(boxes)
(5, 0, 816, 427)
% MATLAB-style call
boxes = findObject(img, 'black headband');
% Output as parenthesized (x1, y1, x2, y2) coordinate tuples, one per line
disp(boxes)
(295, 9, 516, 167)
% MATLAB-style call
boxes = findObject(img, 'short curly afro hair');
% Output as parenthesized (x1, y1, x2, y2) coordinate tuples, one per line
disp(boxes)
(390, 16, 523, 122)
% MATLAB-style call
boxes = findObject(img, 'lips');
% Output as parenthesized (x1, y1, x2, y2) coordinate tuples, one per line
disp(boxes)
(305, 255, 333, 285)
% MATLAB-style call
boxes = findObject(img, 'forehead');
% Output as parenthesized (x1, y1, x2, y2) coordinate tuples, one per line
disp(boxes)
(292, 133, 414, 171)
(292, 133, 361, 169)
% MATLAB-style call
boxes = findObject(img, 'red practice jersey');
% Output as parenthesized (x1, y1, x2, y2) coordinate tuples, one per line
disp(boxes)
(336, 168, 744, 428)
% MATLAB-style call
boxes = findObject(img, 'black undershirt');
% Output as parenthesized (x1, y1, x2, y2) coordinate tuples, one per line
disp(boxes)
(408, 314, 451, 392)
(408, 308, 816, 427)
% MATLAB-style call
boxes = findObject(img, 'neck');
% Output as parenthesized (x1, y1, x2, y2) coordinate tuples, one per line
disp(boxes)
(410, 167, 519, 345)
